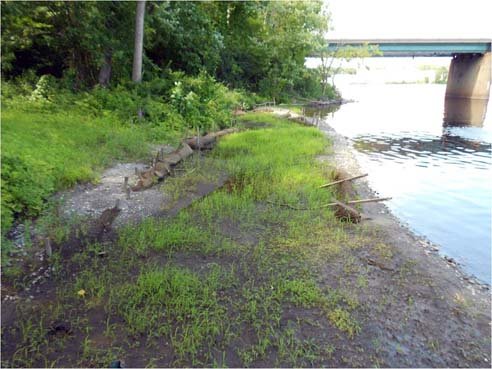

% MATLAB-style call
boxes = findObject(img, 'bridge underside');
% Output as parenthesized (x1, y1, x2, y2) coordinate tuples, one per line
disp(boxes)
(326, 40, 491, 57)
(326, 40, 492, 125)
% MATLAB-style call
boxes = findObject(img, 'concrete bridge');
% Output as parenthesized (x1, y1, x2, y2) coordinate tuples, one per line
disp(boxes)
(326, 39, 492, 125)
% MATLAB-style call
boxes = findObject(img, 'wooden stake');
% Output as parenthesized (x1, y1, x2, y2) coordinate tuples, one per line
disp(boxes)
(319, 173, 368, 188)
(196, 127, 201, 151)
(124, 177, 131, 199)
(45, 238, 52, 257)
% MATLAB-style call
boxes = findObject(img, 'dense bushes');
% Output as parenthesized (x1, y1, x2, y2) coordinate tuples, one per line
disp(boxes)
(1, 1, 333, 102)
(1, 109, 153, 234)
(1, 72, 251, 235)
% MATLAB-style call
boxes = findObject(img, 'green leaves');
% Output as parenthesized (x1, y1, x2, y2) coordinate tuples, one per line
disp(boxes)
(2, 1, 331, 99)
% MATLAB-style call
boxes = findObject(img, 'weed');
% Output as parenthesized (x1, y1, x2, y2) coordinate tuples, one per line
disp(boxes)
(276, 327, 319, 366)
(327, 308, 361, 338)
(281, 278, 326, 307)
(111, 265, 230, 364)
(2, 111, 377, 367)
(374, 242, 393, 260)
(356, 274, 368, 289)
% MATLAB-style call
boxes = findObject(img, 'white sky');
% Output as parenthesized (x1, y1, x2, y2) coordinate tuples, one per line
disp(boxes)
(327, 0, 492, 39)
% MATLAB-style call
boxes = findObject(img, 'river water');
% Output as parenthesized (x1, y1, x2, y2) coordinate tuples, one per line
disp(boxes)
(318, 80, 491, 283)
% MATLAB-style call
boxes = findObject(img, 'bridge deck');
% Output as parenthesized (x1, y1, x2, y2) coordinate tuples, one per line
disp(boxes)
(326, 39, 491, 57)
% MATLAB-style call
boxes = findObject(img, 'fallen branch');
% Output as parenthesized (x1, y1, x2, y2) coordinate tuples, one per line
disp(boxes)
(185, 134, 216, 150)
(132, 143, 193, 191)
(266, 197, 391, 211)
(367, 258, 394, 272)
(332, 200, 361, 223)
(185, 128, 238, 150)
(213, 128, 238, 137)
(319, 173, 368, 188)
(162, 143, 193, 166)
(132, 127, 238, 192)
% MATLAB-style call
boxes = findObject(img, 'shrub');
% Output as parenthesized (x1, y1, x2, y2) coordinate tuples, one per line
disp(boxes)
(170, 72, 244, 131)
(1, 72, 253, 236)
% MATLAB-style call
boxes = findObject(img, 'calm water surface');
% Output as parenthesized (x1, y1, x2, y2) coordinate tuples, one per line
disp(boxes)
(320, 83, 491, 283)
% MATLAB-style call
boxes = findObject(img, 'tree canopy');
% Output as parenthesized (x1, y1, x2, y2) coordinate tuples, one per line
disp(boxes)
(1, 0, 332, 100)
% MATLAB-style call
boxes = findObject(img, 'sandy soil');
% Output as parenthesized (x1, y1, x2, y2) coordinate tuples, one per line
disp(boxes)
(58, 145, 175, 227)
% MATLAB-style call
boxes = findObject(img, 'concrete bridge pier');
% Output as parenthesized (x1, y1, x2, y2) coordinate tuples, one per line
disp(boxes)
(444, 52, 491, 126)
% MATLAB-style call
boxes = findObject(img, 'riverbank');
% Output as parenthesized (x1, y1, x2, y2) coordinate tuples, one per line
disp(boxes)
(317, 115, 491, 291)
(1, 112, 490, 367)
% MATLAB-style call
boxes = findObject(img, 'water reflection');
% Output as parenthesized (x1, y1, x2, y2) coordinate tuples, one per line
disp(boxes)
(313, 83, 491, 283)
(348, 131, 491, 283)
(353, 132, 491, 163)
(444, 97, 489, 127)
(304, 104, 341, 118)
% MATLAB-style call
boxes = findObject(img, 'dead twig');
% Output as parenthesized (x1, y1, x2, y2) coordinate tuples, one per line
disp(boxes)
(367, 258, 394, 272)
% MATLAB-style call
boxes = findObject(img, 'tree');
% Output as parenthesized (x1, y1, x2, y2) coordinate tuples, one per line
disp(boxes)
(145, 2, 223, 76)
(132, 1, 146, 83)
(1, 0, 333, 99)
(318, 43, 381, 95)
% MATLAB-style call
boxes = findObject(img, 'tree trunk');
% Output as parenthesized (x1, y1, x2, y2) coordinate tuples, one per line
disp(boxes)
(98, 50, 112, 87)
(132, 143, 194, 191)
(332, 200, 361, 223)
(132, 1, 146, 83)
(185, 128, 238, 150)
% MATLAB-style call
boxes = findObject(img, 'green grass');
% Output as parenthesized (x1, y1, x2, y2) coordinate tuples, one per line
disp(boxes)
(110, 265, 232, 365)
(118, 212, 234, 256)
(2, 112, 371, 367)
(1, 108, 179, 235)
(278, 104, 303, 114)
(4, 111, 489, 368)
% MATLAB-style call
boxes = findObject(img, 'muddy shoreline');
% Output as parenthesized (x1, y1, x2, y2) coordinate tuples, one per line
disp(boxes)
(2, 110, 491, 367)
(317, 118, 490, 291)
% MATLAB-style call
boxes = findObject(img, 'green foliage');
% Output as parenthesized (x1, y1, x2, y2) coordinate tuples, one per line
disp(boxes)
(146, 2, 223, 76)
(214, 113, 329, 204)
(0, 96, 174, 234)
(327, 308, 361, 338)
(281, 278, 326, 307)
(434, 66, 448, 84)
(30, 75, 56, 101)
(1, 1, 134, 87)
(2, 112, 373, 367)
(170, 72, 243, 130)
(119, 214, 207, 255)
(2, 1, 334, 100)
(0, 74, 251, 236)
